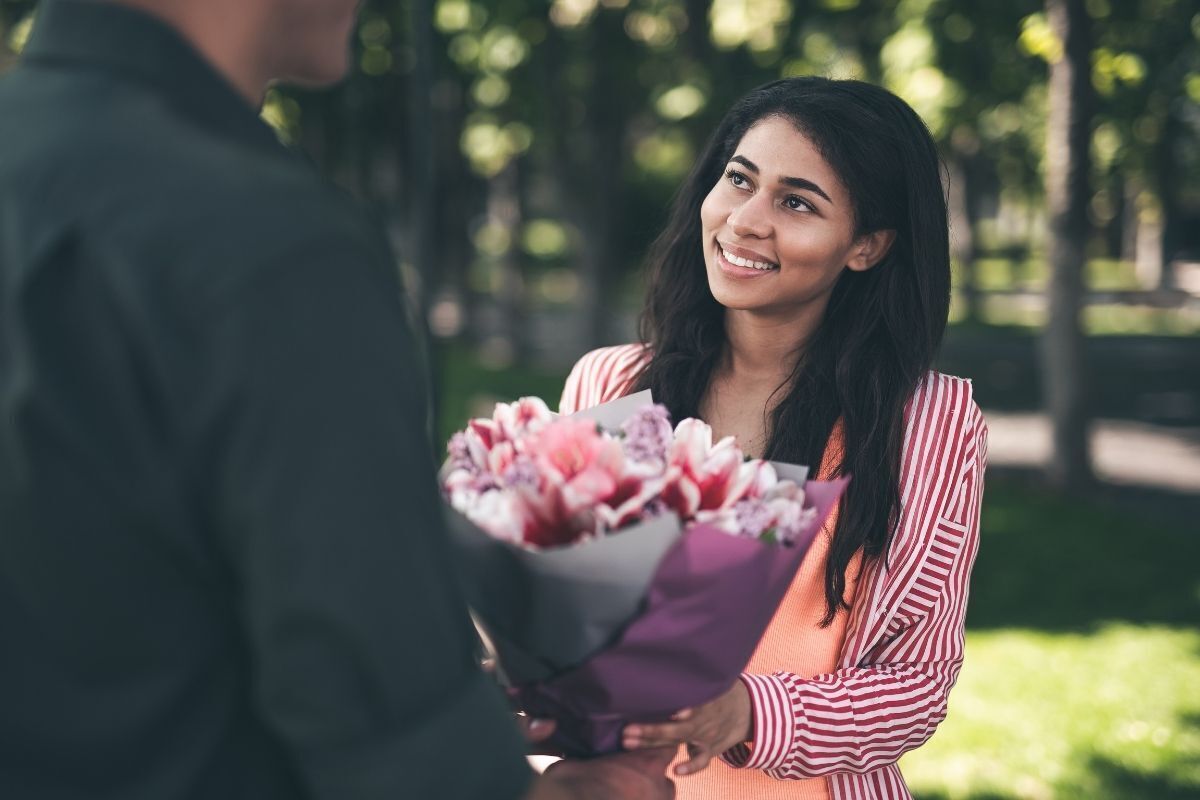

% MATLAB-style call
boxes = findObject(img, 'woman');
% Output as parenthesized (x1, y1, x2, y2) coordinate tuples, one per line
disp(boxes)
(558, 77, 986, 799)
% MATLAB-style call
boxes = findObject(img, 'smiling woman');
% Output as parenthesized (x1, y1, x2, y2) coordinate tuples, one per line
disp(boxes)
(701, 118, 895, 322)
(557, 77, 986, 800)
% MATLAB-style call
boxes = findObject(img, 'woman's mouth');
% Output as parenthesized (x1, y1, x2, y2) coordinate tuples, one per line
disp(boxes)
(716, 243, 779, 277)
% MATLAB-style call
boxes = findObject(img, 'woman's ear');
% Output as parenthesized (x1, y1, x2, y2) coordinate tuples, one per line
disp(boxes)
(846, 229, 897, 272)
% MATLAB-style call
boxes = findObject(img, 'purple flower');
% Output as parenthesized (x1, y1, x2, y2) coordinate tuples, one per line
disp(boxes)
(470, 472, 502, 494)
(502, 456, 541, 491)
(641, 499, 669, 519)
(447, 432, 479, 474)
(733, 498, 775, 539)
(621, 404, 673, 468)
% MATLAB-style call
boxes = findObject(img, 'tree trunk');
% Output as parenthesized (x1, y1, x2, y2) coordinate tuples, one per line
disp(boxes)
(431, 79, 478, 343)
(543, 10, 626, 352)
(1153, 104, 1182, 292)
(948, 144, 985, 323)
(1120, 176, 1139, 263)
(576, 11, 626, 350)
(486, 162, 528, 364)
(1041, 0, 1095, 490)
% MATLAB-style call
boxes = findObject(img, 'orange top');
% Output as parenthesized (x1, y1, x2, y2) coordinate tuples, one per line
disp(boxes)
(673, 429, 860, 800)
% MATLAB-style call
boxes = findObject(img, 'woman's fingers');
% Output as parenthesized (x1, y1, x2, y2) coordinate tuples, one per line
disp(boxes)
(522, 717, 557, 743)
(674, 744, 714, 776)
(622, 721, 694, 750)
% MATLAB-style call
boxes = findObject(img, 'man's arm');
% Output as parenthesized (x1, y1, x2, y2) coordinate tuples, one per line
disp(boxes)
(204, 233, 534, 799)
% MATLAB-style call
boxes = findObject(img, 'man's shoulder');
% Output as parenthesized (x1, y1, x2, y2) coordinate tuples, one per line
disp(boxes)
(97, 100, 345, 238)
(0, 63, 390, 317)
(3, 67, 353, 243)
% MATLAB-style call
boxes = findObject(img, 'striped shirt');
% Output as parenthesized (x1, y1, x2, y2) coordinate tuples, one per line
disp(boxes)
(560, 344, 987, 800)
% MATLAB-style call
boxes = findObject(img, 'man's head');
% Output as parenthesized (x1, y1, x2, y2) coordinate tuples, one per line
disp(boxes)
(263, 0, 361, 88)
(111, 0, 360, 99)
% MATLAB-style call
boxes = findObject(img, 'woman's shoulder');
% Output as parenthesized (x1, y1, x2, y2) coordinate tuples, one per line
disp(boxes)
(904, 370, 988, 465)
(559, 343, 652, 414)
(910, 371, 983, 424)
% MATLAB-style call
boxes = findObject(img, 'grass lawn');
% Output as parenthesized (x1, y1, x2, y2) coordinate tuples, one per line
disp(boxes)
(436, 343, 1200, 799)
(904, 624, 1200, 799)
(905, 479, 1200, 799)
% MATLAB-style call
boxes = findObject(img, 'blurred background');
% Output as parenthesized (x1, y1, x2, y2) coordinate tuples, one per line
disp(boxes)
(3, 0, 1198, 796)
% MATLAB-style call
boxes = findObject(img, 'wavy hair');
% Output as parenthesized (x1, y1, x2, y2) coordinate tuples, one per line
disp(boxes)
(633, 77, 951, 623)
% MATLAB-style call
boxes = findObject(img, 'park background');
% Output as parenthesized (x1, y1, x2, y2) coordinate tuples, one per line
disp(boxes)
(3, 0, 1198, 797)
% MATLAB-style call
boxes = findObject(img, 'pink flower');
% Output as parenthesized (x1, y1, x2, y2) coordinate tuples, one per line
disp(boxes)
(733, 459, 780, 500)
(468, 417, 502, 450)
(660, 418, 746, 519)
(492, 417, 632, 547)
(596, 474, 666, 531)
(487, 441, 519, 477)
(493, 396, 555, 442)
(692, 477, 816, 546)
(455, 488, 530, 544)
(533, 418, 625, 513)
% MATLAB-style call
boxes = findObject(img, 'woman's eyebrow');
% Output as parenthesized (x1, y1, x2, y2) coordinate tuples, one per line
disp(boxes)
(780, 176, 832, 204)
(730, 154, 759, 173)
(729, 155, 832, 204)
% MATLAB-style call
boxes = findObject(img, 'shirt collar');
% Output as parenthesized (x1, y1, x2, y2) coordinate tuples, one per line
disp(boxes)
(23, 0, 288, 157)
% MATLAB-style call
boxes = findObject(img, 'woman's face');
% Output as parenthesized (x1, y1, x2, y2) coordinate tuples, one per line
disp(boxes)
(700, 116, 880, 317)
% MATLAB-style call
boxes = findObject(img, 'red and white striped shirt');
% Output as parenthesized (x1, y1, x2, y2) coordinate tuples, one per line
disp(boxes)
(560, 344, 987, 800)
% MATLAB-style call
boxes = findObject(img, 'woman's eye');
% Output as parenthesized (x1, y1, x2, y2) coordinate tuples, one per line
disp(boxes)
(725, 169, 748, 188)
(784, 195, 812, 212)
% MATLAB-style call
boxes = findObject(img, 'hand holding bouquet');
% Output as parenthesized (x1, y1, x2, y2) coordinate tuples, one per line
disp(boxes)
(440, 391, 847, 756)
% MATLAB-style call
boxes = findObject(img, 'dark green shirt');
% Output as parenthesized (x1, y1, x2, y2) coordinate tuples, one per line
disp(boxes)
(0, 2, 530, 798)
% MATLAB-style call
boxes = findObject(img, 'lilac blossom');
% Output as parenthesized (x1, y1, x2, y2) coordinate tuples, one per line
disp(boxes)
(733, 498, 775, 539)
(620, 404, 673, 469)
(502, 456, 541, 491)
(446, 431, 478, 473)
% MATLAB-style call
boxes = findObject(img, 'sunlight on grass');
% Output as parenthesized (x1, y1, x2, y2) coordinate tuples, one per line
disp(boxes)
(903, 625, 1200, 799)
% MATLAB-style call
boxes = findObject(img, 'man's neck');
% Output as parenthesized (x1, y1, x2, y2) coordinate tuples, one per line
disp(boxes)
(106, 0, 272, 105)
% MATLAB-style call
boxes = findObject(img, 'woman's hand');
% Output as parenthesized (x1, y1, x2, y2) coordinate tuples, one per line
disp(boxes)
(516, 715, 556, 745)
(622, 680, 754, 776)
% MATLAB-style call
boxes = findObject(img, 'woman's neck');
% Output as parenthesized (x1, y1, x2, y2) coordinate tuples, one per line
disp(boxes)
(719, 306, 822, 385)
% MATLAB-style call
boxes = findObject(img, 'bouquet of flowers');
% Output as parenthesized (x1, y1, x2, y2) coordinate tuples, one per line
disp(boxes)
(440, 390, 847, 757)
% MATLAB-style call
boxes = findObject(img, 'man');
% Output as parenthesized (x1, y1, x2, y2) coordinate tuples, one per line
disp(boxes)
(0, 1, 674, 797)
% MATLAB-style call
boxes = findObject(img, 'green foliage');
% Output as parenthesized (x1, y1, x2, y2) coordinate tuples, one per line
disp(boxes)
(3, 1, 1195, 327)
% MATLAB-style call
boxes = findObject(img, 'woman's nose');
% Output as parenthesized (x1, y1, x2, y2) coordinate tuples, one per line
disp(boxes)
(727, 194, 771, 239)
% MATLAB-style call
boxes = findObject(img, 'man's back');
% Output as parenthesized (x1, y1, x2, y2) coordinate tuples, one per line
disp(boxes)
(0, 3, 531, 798)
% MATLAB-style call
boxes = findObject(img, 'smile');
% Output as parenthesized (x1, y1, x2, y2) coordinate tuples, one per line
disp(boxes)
(717, 243, 779, 273)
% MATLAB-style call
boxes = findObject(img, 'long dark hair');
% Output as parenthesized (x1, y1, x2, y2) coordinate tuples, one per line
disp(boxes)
(633, 77, 951, 624)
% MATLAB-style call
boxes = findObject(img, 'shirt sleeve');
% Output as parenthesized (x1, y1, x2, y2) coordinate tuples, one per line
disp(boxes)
(724, 396, 987, 779)
(558, 344, 649, 414)
(200, 233, 533, 800)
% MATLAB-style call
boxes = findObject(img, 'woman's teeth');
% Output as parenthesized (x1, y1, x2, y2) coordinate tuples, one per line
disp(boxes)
(721, 246, 777, 270)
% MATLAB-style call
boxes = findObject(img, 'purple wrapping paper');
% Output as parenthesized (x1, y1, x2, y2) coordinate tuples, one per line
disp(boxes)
(513, 477, 848, 757)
